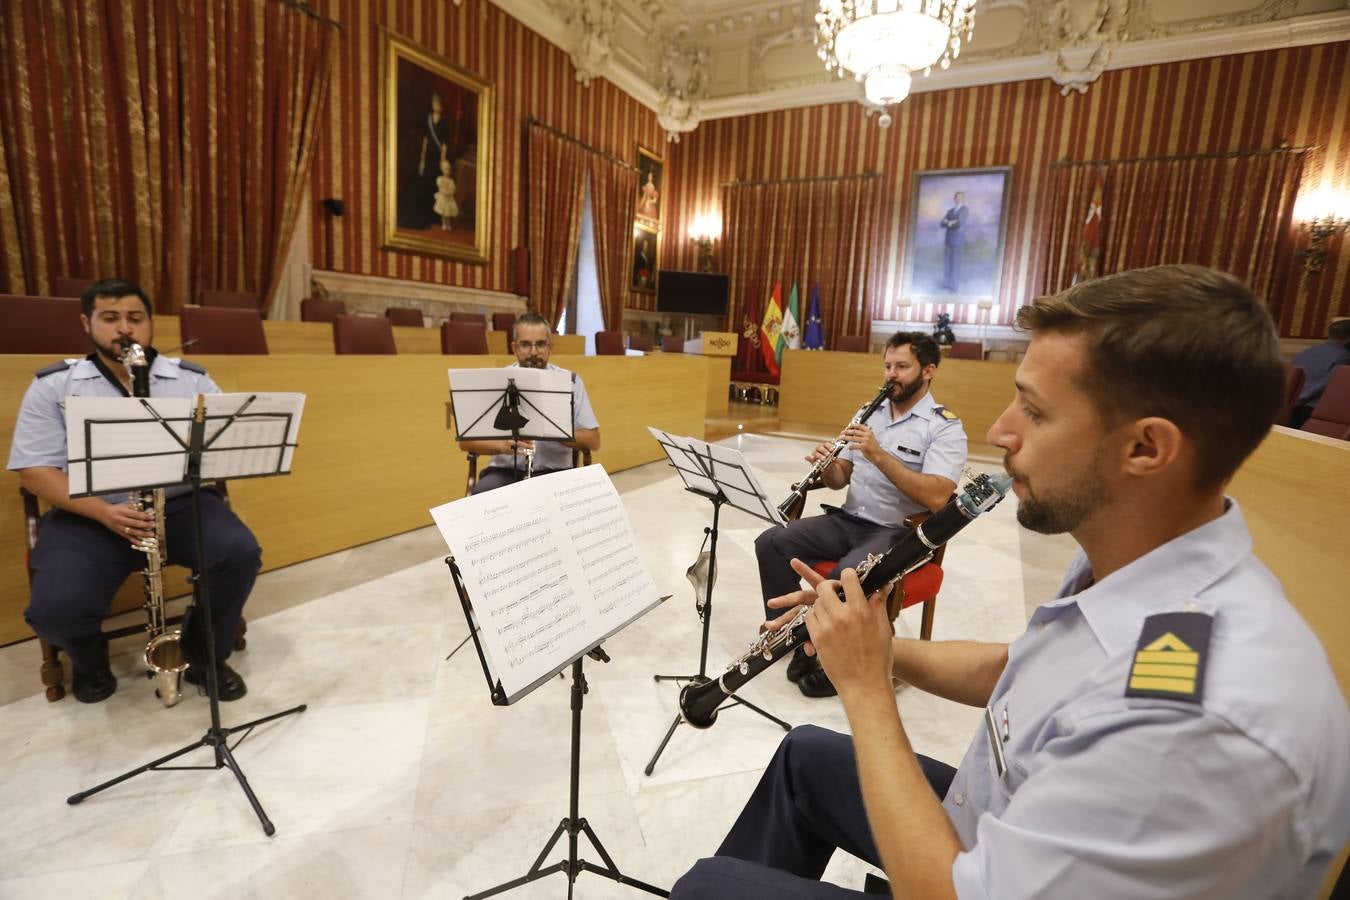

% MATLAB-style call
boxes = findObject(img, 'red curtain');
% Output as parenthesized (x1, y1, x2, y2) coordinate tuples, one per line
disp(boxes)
(722, 175, 880, 364)
(0, 0, 334, 313)
(525, 126, 587, 327)
(584, 154, 637, 331)
(1040, 150, 1307, 302)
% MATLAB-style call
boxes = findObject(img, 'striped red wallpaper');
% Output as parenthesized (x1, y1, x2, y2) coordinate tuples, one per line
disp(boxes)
(308, 0, 661, 305)
(658, 42, 1349, 339)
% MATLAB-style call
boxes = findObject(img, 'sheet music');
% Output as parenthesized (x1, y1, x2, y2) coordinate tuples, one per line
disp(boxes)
(200, 392, 306, 479)
(646, 426, 717, 495)
(449, 367, 574, 441)
(431, 464, 661, 703)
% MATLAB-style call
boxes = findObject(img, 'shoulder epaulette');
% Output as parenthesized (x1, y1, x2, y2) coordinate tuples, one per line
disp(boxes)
(1125, 611, 1212, 705)
(174, 358, 208, 374)
(35, 359, 76, 378)
(933, 405, 959, 421)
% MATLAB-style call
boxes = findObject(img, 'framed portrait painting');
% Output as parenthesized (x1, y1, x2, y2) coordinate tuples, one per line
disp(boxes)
(902, 167, 1012, 304)
(382, 30, 494, 264)
(636, 145, 663, 224)
(631, 223, 659, 293)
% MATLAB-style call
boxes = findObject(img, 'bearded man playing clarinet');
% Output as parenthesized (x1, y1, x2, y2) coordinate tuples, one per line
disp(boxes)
(9, 279, 258, 703)
(756, 331, 968, 698)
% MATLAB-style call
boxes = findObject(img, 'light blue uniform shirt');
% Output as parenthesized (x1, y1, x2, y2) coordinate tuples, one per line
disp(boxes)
(8, 354, 221, 503)
(839, 392, 967, 527)
(944, 500, 1350, 899)
(486, 362, 598, 473)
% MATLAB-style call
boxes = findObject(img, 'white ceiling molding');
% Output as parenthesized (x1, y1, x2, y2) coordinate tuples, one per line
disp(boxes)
(490, 1, 1350, 132)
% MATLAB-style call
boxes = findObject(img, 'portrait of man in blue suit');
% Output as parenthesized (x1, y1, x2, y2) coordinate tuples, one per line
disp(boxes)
(939, 191, 968, 291)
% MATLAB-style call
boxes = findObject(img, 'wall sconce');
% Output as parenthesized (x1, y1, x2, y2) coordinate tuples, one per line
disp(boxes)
(688, 213, 722, 273)
(1295, 189, 1350, 280)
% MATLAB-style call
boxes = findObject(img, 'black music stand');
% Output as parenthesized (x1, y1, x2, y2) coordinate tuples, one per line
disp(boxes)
(62, 392, 307, 837)
(449, 365, 574, 477)
(643, 429, 790, 776)
(431, 466, 668, 899)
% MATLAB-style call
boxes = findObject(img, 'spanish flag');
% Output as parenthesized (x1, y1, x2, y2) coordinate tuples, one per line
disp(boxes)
(760, 282, 784, 377)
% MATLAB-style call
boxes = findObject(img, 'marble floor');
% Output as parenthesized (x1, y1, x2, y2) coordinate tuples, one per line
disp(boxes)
(0, 431, 1077, 900)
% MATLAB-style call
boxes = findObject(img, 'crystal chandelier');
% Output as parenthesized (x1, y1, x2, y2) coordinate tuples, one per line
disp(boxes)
(815, 0, 977, 126)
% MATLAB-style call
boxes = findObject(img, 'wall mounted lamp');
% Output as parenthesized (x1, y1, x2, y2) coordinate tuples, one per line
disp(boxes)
(1295, 189, 1349, 280)
(688, 213, 722, 272)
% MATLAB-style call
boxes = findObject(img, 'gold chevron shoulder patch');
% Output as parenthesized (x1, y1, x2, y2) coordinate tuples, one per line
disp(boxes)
(1125, 611, 1212, 704)
(934, 406, 959, 420)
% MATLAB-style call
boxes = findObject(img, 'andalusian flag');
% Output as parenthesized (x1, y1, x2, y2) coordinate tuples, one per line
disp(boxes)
(803, 284, 825, 350)
(760, 282, 784, 377)
(781, 282, 802, 362)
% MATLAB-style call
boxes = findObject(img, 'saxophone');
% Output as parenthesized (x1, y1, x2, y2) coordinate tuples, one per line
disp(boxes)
(776, 383, 893, 521)
(120, 339, 190, 707)
(680, 472, 1014, 728)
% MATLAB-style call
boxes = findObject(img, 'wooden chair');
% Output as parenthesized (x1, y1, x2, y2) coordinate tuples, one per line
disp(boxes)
(441, 321, 489, 355)
(836, 335, 868, 353)
(333, 315, 397, 354)
(464, 448, 592, 496)
(198, 289, 257, 310)
(451, 312, 487, 326)
(21, 486, 246, 701)
(299, 296, 346, 323)
(1277, 364, 1306, 427)
(491, 312, 516, 334)
(1302, 367, 1350, 441)
(949, 341, 983, 360)
(662, 336, 685, 353)
(594, 331, 625, 355)
(385, 307, 424, 327)
(180, 306, 269, 354)
(52, 277, 93, 299)
(1, 295, 87, 354)
(628, 334, 653, 352)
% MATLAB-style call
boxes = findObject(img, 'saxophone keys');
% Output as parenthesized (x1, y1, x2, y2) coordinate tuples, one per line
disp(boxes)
(738, 662, 749, 675)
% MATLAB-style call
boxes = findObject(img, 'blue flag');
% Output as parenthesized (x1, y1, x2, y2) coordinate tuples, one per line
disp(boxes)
(803, 284, 825, 350)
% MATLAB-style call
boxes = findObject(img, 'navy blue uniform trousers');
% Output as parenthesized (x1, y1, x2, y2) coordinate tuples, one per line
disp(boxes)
(671, 725, 956, 899)
(470, 466, 566, 495)
(755, 511, 905, 620)
(24, 488, 260, 673)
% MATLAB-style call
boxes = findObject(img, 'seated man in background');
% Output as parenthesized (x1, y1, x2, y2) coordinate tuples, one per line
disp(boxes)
(8, 279, 260, 703)
(459, 312, 601, 493)
(674, 265, 1350, 899)
(756, 331, 967, 698)
(1290, 317, 1350, 428)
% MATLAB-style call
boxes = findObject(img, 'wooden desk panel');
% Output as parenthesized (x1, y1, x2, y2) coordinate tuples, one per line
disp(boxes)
(0, 353, 712, 643)
(779, 349, 1016, 455)
(703, 355, 730, 418)
(393, 326, 442, 355)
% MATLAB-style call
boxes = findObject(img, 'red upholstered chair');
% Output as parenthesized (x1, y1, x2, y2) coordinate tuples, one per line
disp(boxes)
(1277, 365, 1306, 427)
(491, 312, 516, 333)
(441, 321, 489, 355)
(595, 331, 625, 355)
(807, 508, 948, 641)
(180, 306, 269, 355)
(662, 336, 685, 353)
(300, 296, 346, 323)
(385, 307, 424, 327)
(836, 335, 868, 353)
(1, 295, 87, 355)
(628, 334, 653, 352)
(52, 277, 93, 299)
(451, 312, 487, 326)
(1301, 367, 1350, 441)
(21, 486, 246, 701)
(198, 289, 257, 310)
(949, 341, 983, 360)
(333, 315, 397, 354)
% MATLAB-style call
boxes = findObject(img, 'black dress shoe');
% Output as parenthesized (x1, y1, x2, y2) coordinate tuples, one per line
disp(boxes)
(798, 665, 838, 698)
(72, 665, 117, 704)
(786, 646, 816, 682)
(185, 661, 248, 701)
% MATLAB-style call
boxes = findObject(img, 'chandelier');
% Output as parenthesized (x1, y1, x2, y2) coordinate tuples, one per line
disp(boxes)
(815, 0, 977, 125)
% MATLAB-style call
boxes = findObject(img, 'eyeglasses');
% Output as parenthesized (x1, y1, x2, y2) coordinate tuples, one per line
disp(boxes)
(516, 340, 551, 351)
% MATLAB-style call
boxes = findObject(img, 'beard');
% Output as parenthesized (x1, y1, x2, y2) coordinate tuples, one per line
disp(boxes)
(888, 373, 925, 406)
(1008, 449, 1112, 535)
(518, 356, 547, 369)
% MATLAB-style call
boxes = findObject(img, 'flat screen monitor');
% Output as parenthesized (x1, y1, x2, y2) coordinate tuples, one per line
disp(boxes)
(656, 270, 729, 316)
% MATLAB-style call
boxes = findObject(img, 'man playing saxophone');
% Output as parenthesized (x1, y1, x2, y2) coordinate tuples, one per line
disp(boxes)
(8, 279, 259, 703)
(756, 331, 967, 698)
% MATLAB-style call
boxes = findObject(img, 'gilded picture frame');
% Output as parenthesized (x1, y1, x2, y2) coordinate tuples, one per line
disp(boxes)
(382, 30, 495, 264)
(901, 166, 1013, 305)
(635, 144, 664, 225)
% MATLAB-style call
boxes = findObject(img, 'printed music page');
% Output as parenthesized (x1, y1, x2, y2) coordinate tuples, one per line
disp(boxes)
(430, 464, 662, 703)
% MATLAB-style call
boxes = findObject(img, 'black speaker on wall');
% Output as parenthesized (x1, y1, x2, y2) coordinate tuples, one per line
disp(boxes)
(320, 198, 345, 217)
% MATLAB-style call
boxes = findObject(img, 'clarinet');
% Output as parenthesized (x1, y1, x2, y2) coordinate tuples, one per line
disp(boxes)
(776, 383, 893, 521)
(680, 472, 1014, 729)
